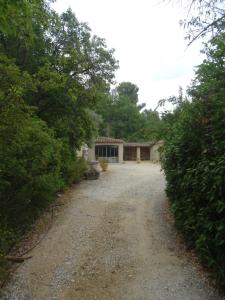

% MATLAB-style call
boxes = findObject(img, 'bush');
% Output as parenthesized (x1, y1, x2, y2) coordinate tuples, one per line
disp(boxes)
(60, 143, 87, 185)
(0, 101, 63, 246)
(161, 32, 225, 287)
(0, 100, 89, 260)
(162, 98, 225, 286)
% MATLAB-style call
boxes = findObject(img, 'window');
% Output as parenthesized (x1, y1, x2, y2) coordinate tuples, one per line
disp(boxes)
(95, 145, 119, 162)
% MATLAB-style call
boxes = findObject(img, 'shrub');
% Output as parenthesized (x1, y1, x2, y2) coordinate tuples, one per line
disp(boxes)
(60, 143, 87, 185)
(0, 100, 89, 260)
(0, 101, 63, 250)
(162, 98, 225, 286)
(161, 32, 225, 287)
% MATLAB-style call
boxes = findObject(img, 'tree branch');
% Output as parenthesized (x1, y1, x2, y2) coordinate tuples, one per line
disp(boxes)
(188, 13, 225, 46)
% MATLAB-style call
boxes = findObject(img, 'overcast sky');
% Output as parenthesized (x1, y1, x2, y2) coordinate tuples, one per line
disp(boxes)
(53, 0, 204, 109)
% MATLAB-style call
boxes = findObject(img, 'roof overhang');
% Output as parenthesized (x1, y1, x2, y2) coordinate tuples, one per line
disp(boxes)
(124, 143, 151, 147)
(95, 137, 124, 144)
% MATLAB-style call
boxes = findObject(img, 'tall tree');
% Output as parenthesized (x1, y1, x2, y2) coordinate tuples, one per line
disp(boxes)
(141, 109, 163, 141)
(116, 82, 139, 104)
(0, 0, 118, 261)
(95, 81, 165, 142)
(109, 93, 145, 141)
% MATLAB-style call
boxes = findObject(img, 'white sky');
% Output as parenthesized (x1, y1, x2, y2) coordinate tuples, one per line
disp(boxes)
(53, 0, 204, 109)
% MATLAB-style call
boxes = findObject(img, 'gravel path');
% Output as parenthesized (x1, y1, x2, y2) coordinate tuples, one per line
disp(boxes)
(1, 163, 220, 300)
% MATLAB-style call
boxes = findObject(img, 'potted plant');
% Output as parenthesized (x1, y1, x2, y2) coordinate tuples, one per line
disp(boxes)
(99, 159, 108, 171)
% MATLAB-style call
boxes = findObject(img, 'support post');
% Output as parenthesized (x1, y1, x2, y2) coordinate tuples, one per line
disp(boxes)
(137, 147, 141, 162)
(118, 144, 124, 163)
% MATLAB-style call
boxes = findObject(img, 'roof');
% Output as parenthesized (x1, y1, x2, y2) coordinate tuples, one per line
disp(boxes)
(95, 137, 160, 147)
(124, 142, 152, 147)
(95, 137, 124, 144)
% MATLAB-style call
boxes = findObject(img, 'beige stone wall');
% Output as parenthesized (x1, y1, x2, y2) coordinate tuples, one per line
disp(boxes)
(150, 141, 163, 162)
(118, 144, 124, 163)
(76, 148, 83, 158)
(88, 146, 95, 161)
(77, 144, 88, 160)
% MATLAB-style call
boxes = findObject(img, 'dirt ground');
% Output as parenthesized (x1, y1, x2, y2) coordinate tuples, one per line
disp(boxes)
(1, 163, 221, 300)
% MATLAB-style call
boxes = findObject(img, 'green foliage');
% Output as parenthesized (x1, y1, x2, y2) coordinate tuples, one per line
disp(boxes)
(61, 143, 87, 185)
(116, 82, 139, 104)
(95, 81, 164, 142)
(173, 0, 225, 44)
(141, 109, 164, 141)
(110, 94, 146, 141)
(162, 32, 225, 286)
(0, 0, 117, 277)
(0, 98, 63, 233)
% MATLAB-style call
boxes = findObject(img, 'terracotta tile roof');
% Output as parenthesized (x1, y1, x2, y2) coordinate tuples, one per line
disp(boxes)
(124, 142, 152, 147)
(95, 137, 124, 144)
(95, 137, 159, 146)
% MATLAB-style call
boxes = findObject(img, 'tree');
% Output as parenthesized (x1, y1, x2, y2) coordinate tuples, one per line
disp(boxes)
(0, 0, 52, 72)
(0, 0, 118, 265)
(116, 82, 139, 104)
(94, 82, 145, 141)
(171, 0, 225, 44)
(141, 109, 163, 141)
(109, 93, 145, 141)
(25, 8, 118, 149)
(95, 81, 165, 142)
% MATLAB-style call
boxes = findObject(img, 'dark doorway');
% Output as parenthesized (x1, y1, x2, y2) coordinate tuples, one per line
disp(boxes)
(124, 146, 137, 161)
(140, 147, 150, 160)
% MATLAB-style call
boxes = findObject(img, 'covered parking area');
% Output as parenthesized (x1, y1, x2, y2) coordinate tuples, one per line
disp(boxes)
(123, 143, 151, 161)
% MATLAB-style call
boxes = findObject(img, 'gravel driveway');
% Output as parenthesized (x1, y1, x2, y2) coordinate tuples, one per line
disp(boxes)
(1, 163, 220, 300)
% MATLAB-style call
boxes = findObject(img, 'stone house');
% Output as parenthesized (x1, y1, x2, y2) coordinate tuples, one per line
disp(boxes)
(87, 137, 163, 163)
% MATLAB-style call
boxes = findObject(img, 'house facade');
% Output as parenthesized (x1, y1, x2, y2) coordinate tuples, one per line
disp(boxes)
(87, 137, 163, 163)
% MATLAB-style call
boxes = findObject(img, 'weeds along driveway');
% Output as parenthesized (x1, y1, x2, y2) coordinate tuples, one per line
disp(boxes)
(2, 163, 219, 300)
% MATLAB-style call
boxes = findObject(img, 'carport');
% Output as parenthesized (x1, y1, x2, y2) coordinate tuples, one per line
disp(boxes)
(123, 143, 151, 161)
(123, 146, 137, 161)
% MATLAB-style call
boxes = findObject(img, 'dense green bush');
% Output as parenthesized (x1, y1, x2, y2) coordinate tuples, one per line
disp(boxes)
(0, 100, 63, 247)
(162, 34, 225, 286)
(60, 143, 87, 185)
(0, 100, 88, 258)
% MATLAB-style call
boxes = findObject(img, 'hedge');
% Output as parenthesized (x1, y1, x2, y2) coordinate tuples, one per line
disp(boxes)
(162, 98, 225, 287)
(0, 101, 87, 267)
